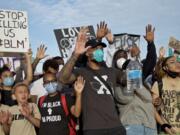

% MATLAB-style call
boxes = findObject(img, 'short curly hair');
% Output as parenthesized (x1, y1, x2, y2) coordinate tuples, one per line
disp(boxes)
(42, 59, 59, 72)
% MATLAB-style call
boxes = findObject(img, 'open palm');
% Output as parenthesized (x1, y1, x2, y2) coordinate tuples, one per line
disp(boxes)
(74, 76, 85, 95)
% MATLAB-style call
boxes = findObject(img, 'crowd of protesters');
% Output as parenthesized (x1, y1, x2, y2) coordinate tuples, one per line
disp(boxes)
(0, 21, 180, 135)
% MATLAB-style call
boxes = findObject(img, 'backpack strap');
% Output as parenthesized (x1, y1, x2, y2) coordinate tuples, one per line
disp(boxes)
(60, 94, 76, 132)
(60, 94, 69, 116)
(87, 68, 119, 114)
(39, 95, 47, 108)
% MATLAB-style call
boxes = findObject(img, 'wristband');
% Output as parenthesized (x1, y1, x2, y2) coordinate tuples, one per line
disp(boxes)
(161, 123, 172, 132)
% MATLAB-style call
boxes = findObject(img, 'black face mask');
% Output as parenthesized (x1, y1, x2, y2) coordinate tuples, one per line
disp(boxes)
(163, 69, 179, 78)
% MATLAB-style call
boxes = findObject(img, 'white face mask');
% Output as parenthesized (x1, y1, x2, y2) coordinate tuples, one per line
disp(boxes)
(116, 58, 126, 69)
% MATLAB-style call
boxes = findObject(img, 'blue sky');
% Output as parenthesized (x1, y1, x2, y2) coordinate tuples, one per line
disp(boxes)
(1, 0, 180, 71)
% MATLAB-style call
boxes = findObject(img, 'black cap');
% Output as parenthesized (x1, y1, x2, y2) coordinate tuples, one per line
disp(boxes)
(85, 39, 107, 48)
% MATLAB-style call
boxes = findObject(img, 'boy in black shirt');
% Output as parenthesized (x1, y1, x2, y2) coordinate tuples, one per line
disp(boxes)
(38, 73, 85, 135)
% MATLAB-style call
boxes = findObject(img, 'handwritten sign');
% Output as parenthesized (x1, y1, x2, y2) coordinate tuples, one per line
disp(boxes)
(0, 9, 29, 53)
(0, 57, 20, 71)
(169, 37, 180, 52)
(106, 33, 140, 67)
(54, 25, 95, 61)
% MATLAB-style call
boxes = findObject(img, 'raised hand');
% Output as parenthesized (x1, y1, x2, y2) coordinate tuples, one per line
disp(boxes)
(36, 44, 48, 60)
(74, 76, 85, 96)
(19, 104, 32, 118)
(74, 27, 90, 55)
(96, 21, 108, 40)
(144, 24, 155, 43)
(130, 45, 140, 57)
(105, 29, 114, 44)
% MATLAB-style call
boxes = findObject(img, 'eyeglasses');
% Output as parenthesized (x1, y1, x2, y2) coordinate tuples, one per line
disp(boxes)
(43, 80, 57, 85)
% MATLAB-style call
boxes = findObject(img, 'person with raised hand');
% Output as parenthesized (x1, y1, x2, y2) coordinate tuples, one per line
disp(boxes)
(38, 73, 85, 135)
(59, 26, 126, 135)
(32, 44, 48, 73)
(96, 21, 108, 41)
(0, 49, 33, 106)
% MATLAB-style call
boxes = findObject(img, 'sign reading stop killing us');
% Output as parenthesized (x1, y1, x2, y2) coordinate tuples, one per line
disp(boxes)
(0, 9, 29, 53)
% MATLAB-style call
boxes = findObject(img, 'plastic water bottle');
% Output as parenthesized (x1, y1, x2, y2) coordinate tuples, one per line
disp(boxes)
(125, 58, 142, 95)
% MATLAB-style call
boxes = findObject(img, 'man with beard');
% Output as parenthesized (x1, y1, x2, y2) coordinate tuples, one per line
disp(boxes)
(59, 27, 126, 135)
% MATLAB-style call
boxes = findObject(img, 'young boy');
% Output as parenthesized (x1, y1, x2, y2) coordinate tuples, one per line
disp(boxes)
(8, 83, 41, 135)
(38, 73, 85, 135)
(0, 91, 10, 135)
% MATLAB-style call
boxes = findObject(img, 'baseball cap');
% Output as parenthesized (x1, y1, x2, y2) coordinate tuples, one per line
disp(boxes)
(85, 39, 107, 48)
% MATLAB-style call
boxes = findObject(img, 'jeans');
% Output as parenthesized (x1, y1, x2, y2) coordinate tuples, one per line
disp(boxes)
(125, 125, 157, 135)
(83, 126, 126, 135)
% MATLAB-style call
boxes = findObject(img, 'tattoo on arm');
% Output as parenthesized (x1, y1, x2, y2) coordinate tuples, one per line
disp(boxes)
(59, 53, 79, 84)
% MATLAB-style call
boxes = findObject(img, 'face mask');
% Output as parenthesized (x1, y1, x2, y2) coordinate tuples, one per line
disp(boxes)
(92, 49, 104, 62)
(3, 77, 14, 86)
(44, 82, 58, 94)
(116, 58, 126, 69)
(163, 69, 179, 78)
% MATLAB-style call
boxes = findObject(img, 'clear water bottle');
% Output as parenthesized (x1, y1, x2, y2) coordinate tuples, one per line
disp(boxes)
(125, 58, 142, 95)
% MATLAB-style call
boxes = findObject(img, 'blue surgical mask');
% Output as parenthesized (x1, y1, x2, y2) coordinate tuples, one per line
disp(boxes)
(93, 49, 104, 62)
(3, 77, 14, 86)
(44, 82, 58, 94)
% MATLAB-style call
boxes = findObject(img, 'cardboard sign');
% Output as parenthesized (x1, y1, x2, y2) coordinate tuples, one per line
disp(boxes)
(0, 9, 29, 53)
(169, 37, 180, 52)
(112, 33, 140, 51)
(106, 33, 140, 67)
(0, 57, 20, 71)
(54, 25, 96, 61)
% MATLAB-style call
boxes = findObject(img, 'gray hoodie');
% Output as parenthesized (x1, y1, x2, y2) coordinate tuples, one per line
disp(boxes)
(114, 85, 156, 129)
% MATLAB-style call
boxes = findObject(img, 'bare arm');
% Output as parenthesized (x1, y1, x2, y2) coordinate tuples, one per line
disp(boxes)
(26, 116, 40, 128)
(23, 49, 33, 85)
(2, 123, 10, 135)
(59, 27, 90, 84)
(32, 45, 47, 73)
(59, 53, 79, 84)
(0, 111, 11, 134)
(70, 76, 85, 117)
(20, 104, 40, 128)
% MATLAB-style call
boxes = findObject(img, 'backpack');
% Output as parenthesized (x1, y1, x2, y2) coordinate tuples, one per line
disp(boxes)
(39, 93, 77, 135)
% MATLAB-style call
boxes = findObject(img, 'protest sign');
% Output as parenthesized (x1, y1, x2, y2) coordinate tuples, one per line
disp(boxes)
(0, 57, 20, 71)
(169, 37, 180, 52)
(0, 9, 29, 53)
(54, 25, 95, 61)
(168, 37, 180, 62)
(106, 33, 140, 67)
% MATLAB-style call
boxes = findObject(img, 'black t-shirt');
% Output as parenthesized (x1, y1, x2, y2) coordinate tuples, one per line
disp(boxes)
(74, 67, 122, 130)
(38, 93, 75, 135)
(0, 89, 16, 106)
